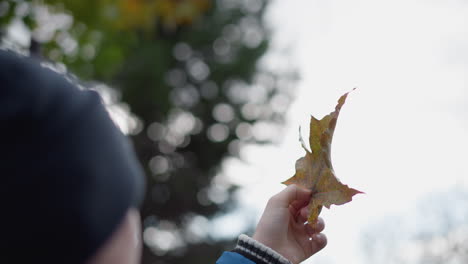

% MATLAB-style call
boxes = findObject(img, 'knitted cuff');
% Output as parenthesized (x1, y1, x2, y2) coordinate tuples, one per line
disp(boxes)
(232, 234, 292, 264)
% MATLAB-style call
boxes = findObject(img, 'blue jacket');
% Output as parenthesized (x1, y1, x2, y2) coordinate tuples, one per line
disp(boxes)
(217, 252, 255, 264)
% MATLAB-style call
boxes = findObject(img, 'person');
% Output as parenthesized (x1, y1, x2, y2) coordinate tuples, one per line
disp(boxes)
(0, 49, 326, 264)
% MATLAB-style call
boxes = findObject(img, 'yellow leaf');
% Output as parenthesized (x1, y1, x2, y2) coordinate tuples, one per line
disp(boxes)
(282, 89, 362, 223)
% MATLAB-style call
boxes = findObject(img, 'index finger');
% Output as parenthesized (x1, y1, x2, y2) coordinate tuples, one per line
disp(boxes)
(269, 184, 311, 209)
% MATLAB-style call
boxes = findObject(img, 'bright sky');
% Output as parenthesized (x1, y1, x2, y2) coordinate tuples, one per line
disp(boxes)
(217, 0, 468, 263)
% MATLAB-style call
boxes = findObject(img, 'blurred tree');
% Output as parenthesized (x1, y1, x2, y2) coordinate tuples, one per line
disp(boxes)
(362, 187, 468, 264)
(0, 0, 297, 263)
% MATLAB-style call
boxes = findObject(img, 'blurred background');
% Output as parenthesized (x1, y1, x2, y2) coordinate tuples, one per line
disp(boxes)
(1, 0, 468, 264)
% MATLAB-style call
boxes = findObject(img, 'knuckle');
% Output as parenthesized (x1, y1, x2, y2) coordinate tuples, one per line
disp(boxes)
(267, 194, 281, 206)
(286, 184, 299, 192)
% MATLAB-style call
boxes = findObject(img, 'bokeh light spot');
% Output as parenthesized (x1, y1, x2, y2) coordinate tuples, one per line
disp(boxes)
(242, 0, 263, 14)
(147, 122, 166, 141)
(81, 44, 96, 61)
(207, 123, 229, 142)
(143, 221, 183, 256)
(186, 58, 210, 82)
(222, 24, 241, 42)
(212, 103, 235, 123)
(196, 189, 211, 206)
(225, 79, 248, 103)
(173, 42, 192, 61)
(149, 155, 170, 175)
(228, 139, 241, 156)
(213, 37, 231, 57)
(170, 85, 200, 108)
(168, 110, 197, 135)
(235, 122, 252, 140)
(270, 94, 290, 113)
(241, 103, 261, 120)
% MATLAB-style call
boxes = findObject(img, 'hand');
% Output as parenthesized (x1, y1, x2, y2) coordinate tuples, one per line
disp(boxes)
(253, 185, 327, 264)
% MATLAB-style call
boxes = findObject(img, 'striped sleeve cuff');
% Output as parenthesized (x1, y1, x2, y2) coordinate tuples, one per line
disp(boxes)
(232, 234, 292, 264)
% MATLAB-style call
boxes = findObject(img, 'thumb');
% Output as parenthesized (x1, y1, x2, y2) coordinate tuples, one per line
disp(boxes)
(269, 185, 311, 209)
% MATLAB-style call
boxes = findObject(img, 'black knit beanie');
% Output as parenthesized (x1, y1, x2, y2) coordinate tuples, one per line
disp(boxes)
(0, 50, 145, 263)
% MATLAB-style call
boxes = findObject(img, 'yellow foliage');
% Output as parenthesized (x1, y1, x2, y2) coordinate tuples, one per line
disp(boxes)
(114, 0, 211, 30)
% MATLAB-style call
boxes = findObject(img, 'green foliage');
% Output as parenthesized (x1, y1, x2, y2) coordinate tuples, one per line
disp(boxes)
(0, 1, 297, 263)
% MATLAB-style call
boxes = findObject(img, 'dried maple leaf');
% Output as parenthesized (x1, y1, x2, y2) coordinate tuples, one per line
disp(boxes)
(282, 89, 362, 223)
